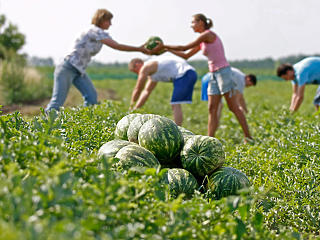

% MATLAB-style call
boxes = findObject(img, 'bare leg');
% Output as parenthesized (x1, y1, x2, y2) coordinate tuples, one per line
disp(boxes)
(224, 92, 252, 140)
(208, 95, 223, 137)
(172, 104, 183, 126)
(217, 100, 223, 126)
(315, 105, 319, 111)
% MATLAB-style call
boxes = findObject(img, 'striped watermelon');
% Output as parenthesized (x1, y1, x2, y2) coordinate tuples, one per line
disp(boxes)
(114, 113, 141, 140)
(98, 139, 135, 158)
(206, 167, 251, 199)
(163, 168, 199, 199)
(127, 114, 161, 143)
(144, 36, 165, 55)
(138, 117, 184, 164)
(178, 126, 195, 143)
(115, 144, 160, 170)
(180, 135, 225, 178)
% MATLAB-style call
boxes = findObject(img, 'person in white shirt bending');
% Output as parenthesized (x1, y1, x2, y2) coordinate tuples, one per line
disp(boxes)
(129, 56, 197, 126)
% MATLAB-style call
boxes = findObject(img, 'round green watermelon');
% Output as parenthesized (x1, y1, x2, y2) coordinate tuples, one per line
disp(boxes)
(127, 114, 161, 143)
(114, 113, 141, 140)
(206, 167, 251, 199)
(98, 139, 135, 159)
(115, 144, 160, 170)
(180, 135, 225, 178)
(163, 168, 199, 199)
(145, 36, 165, 55)
(138, 117, 184, 164)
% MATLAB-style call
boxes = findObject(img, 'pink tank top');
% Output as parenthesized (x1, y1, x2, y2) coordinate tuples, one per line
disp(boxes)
(200, 30, 229, 72)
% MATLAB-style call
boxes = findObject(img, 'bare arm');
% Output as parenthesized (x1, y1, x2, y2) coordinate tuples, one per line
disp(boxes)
(101, 38, 149, 54)
(290, 84, 297, 110)
(164, 31, 215, 51)
(133, 80, 158, 109)
(237, 93, 248, 114)
(290, 84, 305, 112)
(130, 61, 158, 108)
(167, 46, 201, 60)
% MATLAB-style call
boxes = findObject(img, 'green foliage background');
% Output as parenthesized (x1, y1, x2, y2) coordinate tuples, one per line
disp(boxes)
(0, 63, 320, 239)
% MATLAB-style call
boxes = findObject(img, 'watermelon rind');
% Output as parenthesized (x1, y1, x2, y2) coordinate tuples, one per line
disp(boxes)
(98, 139, 135, 159)
(207, 167, 251, 199)
(144, 36, 165, 55)
(114, 113, 141, 140)
(163, 168, 199, 199)
(127, 114, 161, 143)
(177, 126, 195, 143)
(180, 135, 225, 178)
(115, 144, 160, 170)
(138, 117, 184, 164)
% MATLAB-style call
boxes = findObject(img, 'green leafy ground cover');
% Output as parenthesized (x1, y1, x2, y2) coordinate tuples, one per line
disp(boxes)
(0, 68, 320, 239)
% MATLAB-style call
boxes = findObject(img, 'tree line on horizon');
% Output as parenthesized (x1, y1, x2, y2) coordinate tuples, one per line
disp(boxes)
(28, 53, 320, 69)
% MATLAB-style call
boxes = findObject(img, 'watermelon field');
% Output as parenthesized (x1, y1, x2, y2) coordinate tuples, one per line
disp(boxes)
(0, 65, 320, 239)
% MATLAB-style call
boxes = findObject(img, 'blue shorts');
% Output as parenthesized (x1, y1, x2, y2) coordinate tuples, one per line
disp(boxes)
(314, 85, 320, 106)
(171, 70, 197, 104)
(207, 66, 235, 96)
(201, 72, 211, 101)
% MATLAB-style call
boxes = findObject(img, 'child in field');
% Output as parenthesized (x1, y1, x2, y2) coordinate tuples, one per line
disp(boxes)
(128, 56, 197, 126)
(201, 68, 257, 126)
(45, 9, 150, 112)
(276, 56, 320, 112)
(162, 13, 252, 142)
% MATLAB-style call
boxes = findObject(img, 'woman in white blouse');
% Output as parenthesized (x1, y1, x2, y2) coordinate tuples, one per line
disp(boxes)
(46, 9, 149, 111)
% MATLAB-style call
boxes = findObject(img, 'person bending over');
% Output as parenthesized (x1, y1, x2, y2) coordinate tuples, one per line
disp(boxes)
(277, 56, 320, 112)
(129, 56, 197, 126)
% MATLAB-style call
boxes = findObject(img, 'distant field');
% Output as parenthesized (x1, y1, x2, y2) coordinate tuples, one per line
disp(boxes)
(27, 65, 319, 136)
(92, 69, 318, 138)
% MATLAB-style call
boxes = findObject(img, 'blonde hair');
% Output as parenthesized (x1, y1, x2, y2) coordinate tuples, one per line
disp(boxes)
(128, 58, 144, 71)
(91, 9, 113, 27)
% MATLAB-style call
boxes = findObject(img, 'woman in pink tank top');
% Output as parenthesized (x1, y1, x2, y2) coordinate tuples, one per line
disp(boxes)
(163, 13, 252, 142)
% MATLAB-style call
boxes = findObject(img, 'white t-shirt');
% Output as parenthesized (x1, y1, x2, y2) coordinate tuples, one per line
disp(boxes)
(147, 56, 194, 82)
(231, 67, 246, 93)
(65, 25, 111, 74)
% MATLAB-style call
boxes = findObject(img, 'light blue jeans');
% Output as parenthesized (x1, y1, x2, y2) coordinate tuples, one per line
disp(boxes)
(45, 60, 97, 111)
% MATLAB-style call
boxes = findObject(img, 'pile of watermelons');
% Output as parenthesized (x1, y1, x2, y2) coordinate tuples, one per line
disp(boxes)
(99, 113, 250, 199)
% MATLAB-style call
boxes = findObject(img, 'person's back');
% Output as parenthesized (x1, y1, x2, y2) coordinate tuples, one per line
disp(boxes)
(293, 57, 320, 85)
(231, 67, 246, 93)
(147, 56, 194, 82)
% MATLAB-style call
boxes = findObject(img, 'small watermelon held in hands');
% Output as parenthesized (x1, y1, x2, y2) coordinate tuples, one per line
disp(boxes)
(206, 167, 251, 200)
(145, 36, 165, 55)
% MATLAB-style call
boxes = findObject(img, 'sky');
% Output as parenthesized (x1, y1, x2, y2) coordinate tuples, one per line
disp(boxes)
(1, 0, 320, 64)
